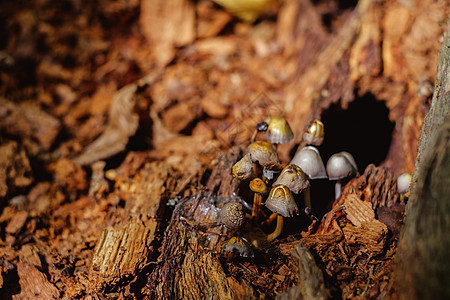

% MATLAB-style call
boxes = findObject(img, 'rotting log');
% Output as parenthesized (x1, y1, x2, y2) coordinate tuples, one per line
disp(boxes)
(0, 0, 447, 298)
(89, 161, 177, 293)
(276, 242, 329, 300)
(395, 22, 450, 300)
(145, 148, 326, 299)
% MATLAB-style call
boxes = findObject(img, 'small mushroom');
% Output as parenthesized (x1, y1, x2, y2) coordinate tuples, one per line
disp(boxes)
(265, 185, 299, 241)
(219, 202, 245, 231)
(273, 164, 310, 194)
(249, 178, 267, 219)
(251, 121, 270, 142)
(326, 152, 358, 200)
(303, 119, 324, 146)
(262, 162, 284, 181)
(232, 153, 256, 180)
(304, 207, 319, 221)
(290, 146, 327, 180)
(248, 141, 280, 166)
(340, 151, 358, 172)
(290, 146, 327, 209)
(264, 117, 294, 144)
(397, 172, 412, 200)
(222, 236, 254, 257)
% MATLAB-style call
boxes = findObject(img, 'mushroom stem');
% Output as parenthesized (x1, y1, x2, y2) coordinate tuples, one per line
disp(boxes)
(252, 194, 261, 219)
(251, 130, 258, 142)
(238, 198, 253, 212)
(304, 186, 312, 210)
(267, 214, 284, 242)
(399, 191, 411, 202)
(261, 212, 278, 226)
(335, 180, 342, 200)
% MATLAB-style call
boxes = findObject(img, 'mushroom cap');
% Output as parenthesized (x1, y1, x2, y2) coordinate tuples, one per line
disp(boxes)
(340, 151, 358, 172)
(397, 172, 412, 194)
(290, 146, 327, 180)
(262, 162, 284, 180)
(265, 117, 294, 144)
(326, 152, 358, 180)
(249, 178, 267, 194)
(232, 154, 255, 180)
(273, 164, 310, 194)
(303, 119, 325, 146)
(219, 202, 245, 230)
(265, 185, 299, 217)
(222, 236, 254, 257)
(256, 121, 269, 132)
(248, 141, 280, 166)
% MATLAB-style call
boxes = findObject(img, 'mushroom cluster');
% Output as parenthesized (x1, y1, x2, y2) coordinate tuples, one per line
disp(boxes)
(229, 117, 361, 246)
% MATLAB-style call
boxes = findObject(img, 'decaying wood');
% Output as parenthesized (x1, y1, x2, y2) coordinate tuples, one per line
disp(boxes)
(277, 242, 329, 300)
(146, 149, 309, 299)
(89, 161, 178, 293)
(342, 221, 388, 254)
(14, 263, 59, 299)
(342, 195, 377, 227)
(319, 164, 401, 234)
(284, 164, 401, 298)
(395, 22, 450, 300)
(0, 98, 61, 155)
(0, 0, 447, 298)
(0, 141, 33, 198)
(140, 0, 195, 67)
(146, 190, 236, 299)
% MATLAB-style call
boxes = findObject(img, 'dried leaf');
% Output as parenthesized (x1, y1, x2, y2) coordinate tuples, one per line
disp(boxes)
(74, 83, 139, 165)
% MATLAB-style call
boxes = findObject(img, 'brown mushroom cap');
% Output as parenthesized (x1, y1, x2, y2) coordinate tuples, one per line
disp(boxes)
(265, 117, 294, 144)
(249, 178, 267, 194)
(326, 152, 358, 180)
(290, 146, 327, 180)
(248, 141, 280, 166)
(265, 185, 299, 217)
(232, 154, 254, 180)
(303, 119, 324, 146)
(219, 202, 245, 230)
(273, 164, 310, 194)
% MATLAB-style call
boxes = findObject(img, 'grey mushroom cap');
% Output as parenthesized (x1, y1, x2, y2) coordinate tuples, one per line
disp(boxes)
(340, 151, 358, 172)
(326, 152, 358, 180)
(265, 185, 299, 217)
(273, 164, 310, 194)
(290, 146, 327, 180)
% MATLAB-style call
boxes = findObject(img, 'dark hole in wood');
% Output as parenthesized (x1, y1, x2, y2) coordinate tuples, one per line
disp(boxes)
(320, 93, 395, 173)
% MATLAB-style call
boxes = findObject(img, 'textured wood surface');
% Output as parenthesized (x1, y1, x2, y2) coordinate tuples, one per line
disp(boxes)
(395, 22, 450, 299)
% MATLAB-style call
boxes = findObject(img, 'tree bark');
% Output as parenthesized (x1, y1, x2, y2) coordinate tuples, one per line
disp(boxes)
(395, 22, 450, 300)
